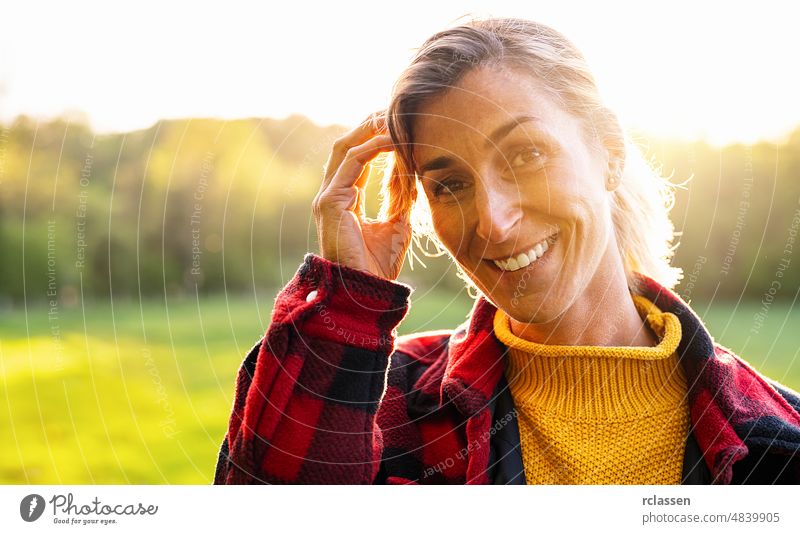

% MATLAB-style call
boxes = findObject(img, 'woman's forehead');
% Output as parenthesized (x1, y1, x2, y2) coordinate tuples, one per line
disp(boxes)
(416, 67, 549, 125)
(410, 68, 574, 165)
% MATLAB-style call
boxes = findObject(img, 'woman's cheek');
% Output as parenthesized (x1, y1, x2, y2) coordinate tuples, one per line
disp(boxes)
(431, 205, 466, 254)
(570, 197, 613, 271)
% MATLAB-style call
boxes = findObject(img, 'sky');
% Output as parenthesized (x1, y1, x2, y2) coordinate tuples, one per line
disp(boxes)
(2, 0, 799, 145)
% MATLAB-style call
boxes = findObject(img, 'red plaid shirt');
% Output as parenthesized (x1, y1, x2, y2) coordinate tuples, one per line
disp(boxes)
(214, 253, 800, 484)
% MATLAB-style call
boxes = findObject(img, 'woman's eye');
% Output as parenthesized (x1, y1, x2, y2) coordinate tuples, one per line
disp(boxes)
(433, 178, 466, 200)
(510, 147, 543, 167)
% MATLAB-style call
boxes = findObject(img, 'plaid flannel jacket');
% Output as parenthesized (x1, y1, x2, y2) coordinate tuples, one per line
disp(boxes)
(214, 253, 800, 484)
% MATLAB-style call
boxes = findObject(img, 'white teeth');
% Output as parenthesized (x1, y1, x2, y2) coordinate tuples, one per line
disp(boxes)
(492, 234, 556, 272)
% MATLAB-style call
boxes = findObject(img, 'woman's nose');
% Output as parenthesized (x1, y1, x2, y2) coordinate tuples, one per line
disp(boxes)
(474, 178, 522, 244)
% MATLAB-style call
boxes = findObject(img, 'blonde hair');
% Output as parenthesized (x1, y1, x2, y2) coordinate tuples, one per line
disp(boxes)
(380, 16, 683, 295)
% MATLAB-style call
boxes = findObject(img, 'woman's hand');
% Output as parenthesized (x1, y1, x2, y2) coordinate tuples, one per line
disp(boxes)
(313, 112, 412, 280)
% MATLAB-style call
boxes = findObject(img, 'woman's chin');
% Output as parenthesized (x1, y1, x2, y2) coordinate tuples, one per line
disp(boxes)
(474, 269, 564, 323)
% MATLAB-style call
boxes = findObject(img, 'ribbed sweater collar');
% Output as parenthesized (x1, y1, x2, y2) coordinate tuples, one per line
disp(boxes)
(493, 294, 686, 420)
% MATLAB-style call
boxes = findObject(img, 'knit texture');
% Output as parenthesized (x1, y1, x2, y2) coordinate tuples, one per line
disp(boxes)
(493, 294, 690, 484)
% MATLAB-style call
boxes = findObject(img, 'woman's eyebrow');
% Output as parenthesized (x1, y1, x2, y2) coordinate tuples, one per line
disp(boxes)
(485, 114, 541, 149)
(417, 115, 543, 174)
(418, 155, 457, 175)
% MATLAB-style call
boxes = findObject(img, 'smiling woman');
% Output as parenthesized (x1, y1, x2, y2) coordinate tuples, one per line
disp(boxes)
(214, 16, 800, 485)
(400, 64, 665, 346)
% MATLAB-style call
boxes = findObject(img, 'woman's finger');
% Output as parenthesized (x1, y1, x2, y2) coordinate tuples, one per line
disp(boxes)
(327, 134, 394, 192)
(322, 111, 387, 187)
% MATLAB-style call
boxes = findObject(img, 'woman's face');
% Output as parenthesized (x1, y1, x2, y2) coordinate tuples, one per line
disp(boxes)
(411, 64, 622, 323)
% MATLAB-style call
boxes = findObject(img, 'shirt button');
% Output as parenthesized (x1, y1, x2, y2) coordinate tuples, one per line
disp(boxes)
(305, 290, 318, 302)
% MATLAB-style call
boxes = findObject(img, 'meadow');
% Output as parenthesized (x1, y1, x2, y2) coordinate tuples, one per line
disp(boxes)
(1, 289, 798, 484)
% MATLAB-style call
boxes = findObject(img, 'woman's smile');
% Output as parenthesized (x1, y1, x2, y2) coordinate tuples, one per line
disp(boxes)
(487, 230, 559, 272)
(481, 229, 559, 300)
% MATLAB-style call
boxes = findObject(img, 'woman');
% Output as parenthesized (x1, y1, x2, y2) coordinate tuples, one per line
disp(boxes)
(214, 17, 800, 484)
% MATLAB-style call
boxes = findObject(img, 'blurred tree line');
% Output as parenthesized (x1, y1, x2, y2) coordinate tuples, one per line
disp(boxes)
(1, 114, 799, 307)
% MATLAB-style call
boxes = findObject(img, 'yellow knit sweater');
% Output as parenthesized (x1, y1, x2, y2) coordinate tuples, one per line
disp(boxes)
(493, 294, 690, 484)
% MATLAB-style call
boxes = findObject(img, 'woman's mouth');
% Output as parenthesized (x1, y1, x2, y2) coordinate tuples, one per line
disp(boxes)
(490, 232, 558, 272)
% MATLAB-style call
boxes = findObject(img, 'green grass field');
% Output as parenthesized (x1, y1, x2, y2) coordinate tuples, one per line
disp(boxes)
(1, 290, 798, 484)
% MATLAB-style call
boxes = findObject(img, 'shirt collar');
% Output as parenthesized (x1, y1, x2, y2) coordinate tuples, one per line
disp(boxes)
(440, 271, 800, 483)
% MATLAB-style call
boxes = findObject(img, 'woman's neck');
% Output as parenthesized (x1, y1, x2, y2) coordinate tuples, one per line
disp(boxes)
(508, 249, 659, 348)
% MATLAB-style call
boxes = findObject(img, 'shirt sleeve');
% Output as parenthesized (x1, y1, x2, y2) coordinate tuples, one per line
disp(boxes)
(214, 253, 412, 483)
